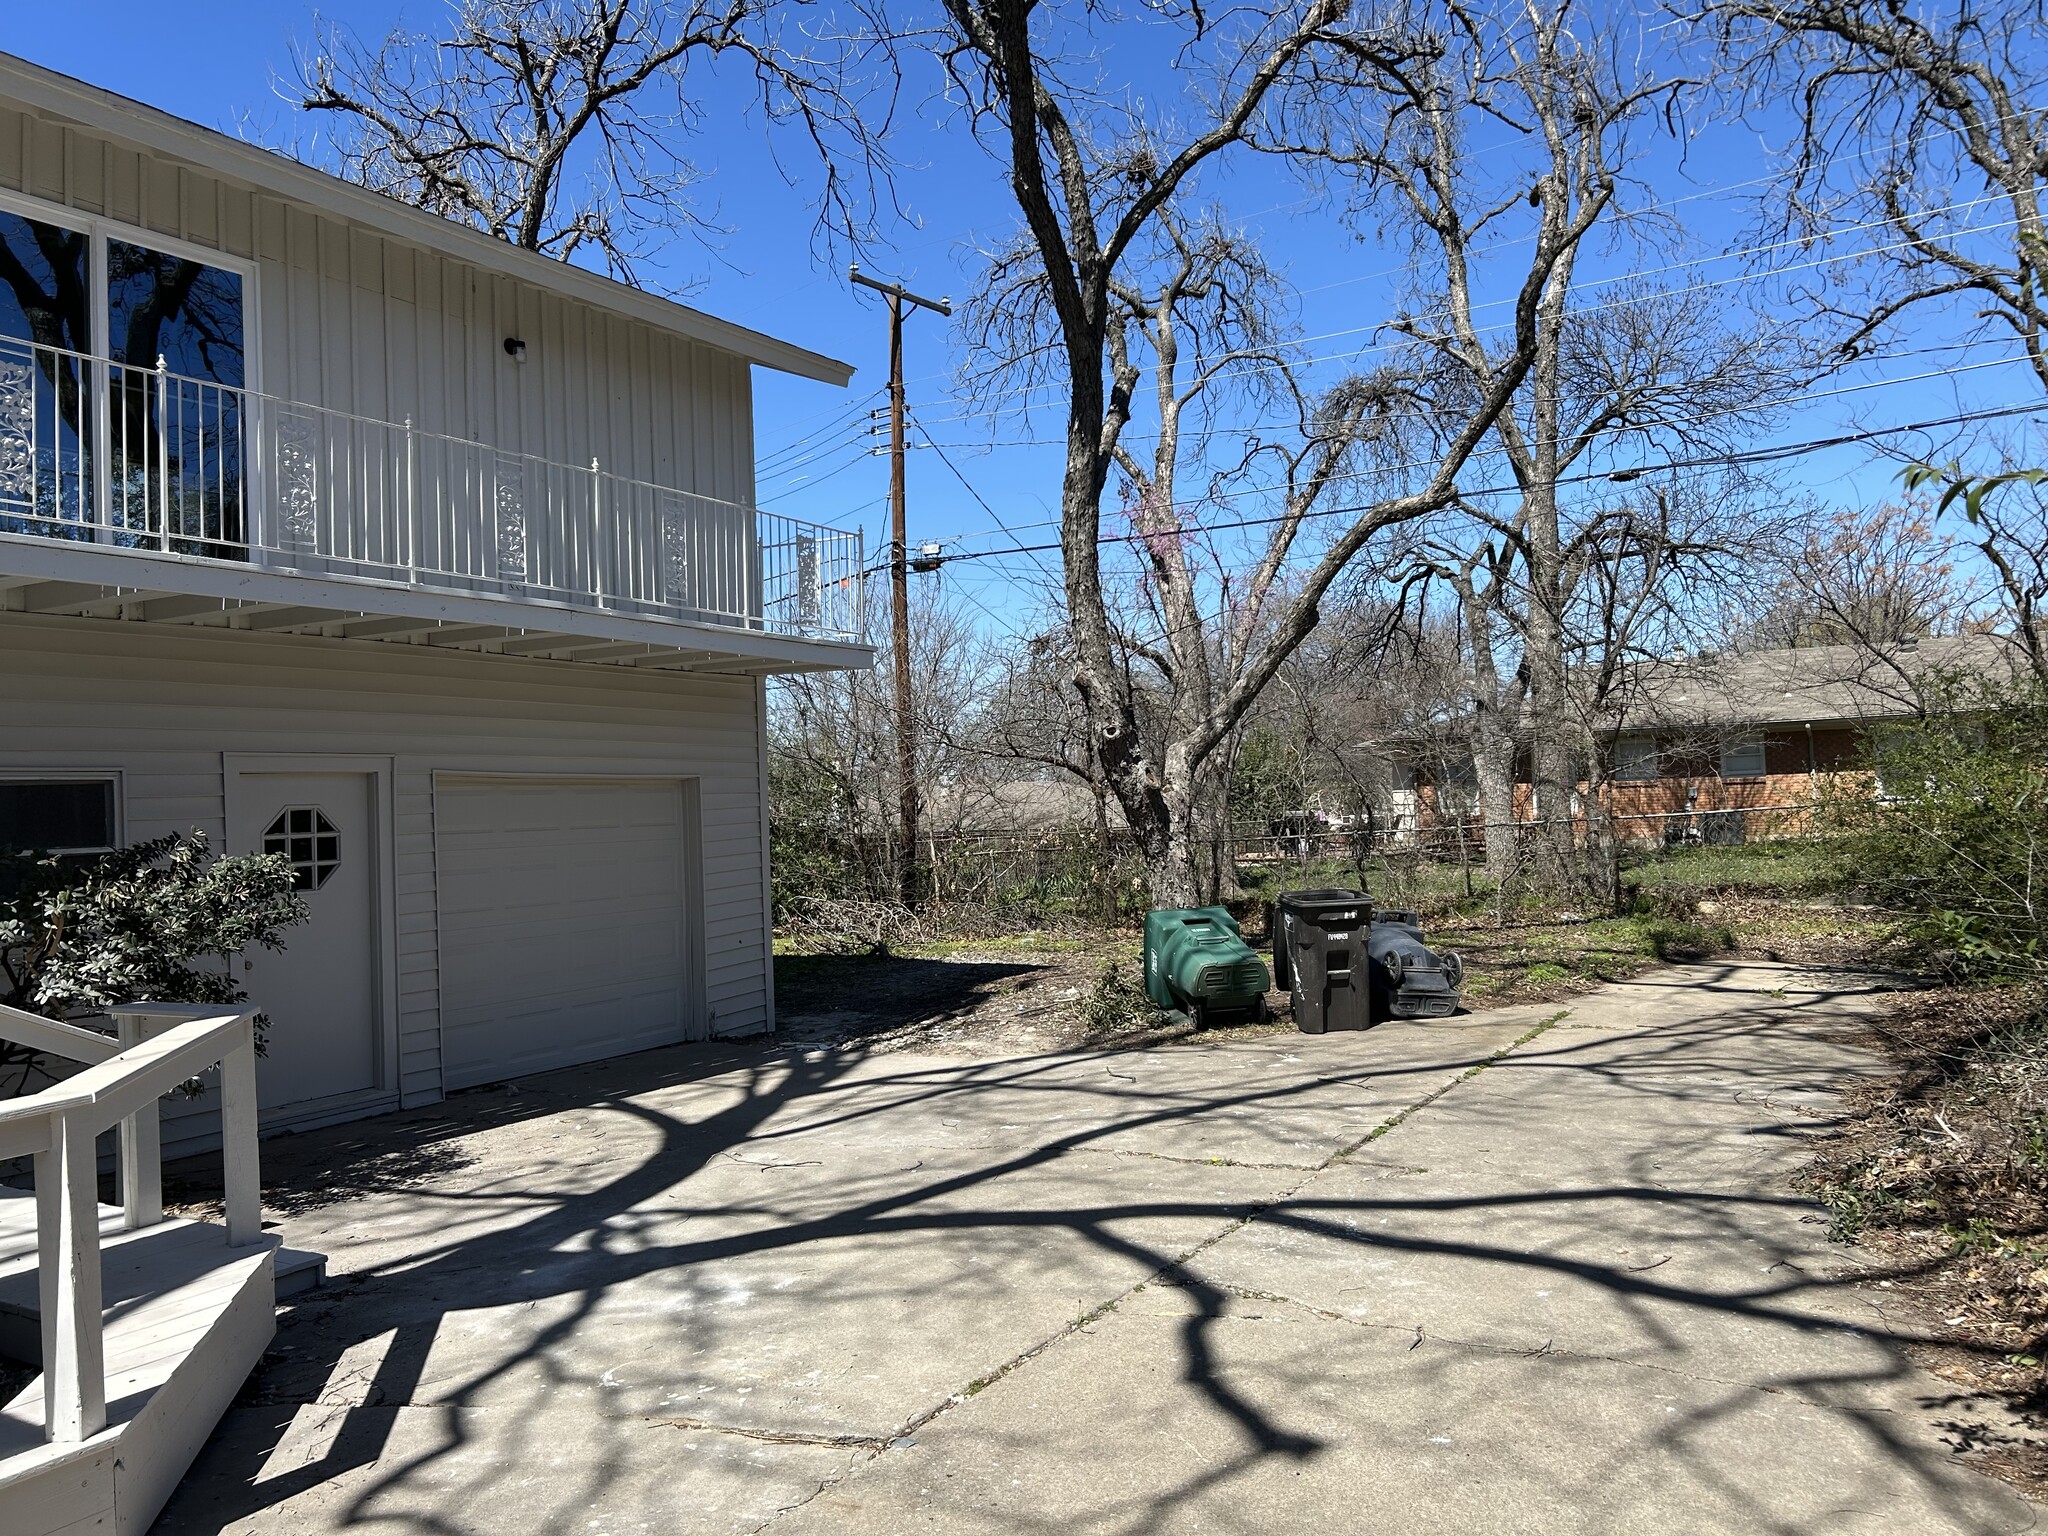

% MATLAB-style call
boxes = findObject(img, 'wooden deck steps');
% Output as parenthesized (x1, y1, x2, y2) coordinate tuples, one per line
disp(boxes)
(0, 1189, 325, 1534)
(0, 1188, 326, 1301)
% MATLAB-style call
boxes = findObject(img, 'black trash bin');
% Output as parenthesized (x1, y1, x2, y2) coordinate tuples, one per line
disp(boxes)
(1273, 888, 1373, 1034)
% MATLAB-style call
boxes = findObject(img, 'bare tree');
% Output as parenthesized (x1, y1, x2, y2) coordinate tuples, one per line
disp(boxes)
(769, 590, 998, 907)
(1710, 0, 2048, 678)
(1745, 497, 1985, 650)
(939, 0, 1633, 906)
(294, 0, 898, 281)
(1709, 0, 2047, 392)
(1558, 477, 1784, 903)
(1421, 537, 1527, 885)
(1405, 279, 1797, 893)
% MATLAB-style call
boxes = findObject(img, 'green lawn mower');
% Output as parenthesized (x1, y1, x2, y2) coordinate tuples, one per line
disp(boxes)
(1142, 905, 1272, 1028)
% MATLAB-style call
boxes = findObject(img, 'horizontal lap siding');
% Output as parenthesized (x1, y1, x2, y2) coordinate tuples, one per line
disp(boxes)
(0, 613, 773, 1114)
(0, 104, 756, 497)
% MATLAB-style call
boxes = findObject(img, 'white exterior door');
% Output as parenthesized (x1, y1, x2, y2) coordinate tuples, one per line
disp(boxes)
(231, 770, 380, 1111)
(436, 778, 691, 1090)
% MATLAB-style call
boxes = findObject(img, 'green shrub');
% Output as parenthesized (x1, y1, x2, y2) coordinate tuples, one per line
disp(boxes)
(1079, 960, 1160, 1035)
(0, 832, 307, 1093)
(1633, 916, 1737, 961)
(1825, 675, 2048, 979)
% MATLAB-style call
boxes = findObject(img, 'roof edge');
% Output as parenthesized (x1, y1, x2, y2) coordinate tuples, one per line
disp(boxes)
(0, 52, 855, 388)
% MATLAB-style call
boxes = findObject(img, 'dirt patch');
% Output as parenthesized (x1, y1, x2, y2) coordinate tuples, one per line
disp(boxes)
(1720, 895, 1916, 968)
(1798, 979, 2048, 1496)
(774, 937, 1298, 1055)
(770, 897, 1913, 1059)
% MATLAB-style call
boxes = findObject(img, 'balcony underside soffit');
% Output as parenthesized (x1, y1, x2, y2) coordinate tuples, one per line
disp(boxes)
(0, 571, 863, 677)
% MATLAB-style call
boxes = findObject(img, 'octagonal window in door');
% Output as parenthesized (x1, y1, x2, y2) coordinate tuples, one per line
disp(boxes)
(263, 806, 342, 891)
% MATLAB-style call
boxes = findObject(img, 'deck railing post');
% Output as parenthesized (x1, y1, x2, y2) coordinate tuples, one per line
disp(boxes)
(108, 1004, 193, 1231)
(37, 1107, 106, 1443)
(218, 1028, 262, 1248)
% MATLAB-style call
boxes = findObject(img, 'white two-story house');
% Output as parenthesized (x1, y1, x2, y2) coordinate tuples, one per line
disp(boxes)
(0, 53, 870, 1150)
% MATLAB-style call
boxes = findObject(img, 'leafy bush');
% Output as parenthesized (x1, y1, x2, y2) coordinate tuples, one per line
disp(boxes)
(0, 833, 307, 1092)
(1632, 916, 1737, 961)
(1078, 960, 1160, 1035)
(1825, 675, 2048, 978)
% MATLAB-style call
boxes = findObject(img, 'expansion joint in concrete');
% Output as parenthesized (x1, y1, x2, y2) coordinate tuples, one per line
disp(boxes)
(749, 1008, 1574, 1530)
(1334, 1008, 1571, 1163)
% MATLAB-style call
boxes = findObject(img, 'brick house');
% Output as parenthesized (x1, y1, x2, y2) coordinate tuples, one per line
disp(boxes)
(1407, 634, 2019, 845)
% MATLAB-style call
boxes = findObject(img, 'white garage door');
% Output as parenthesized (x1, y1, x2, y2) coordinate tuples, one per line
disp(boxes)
(438, 778, 691, 1090)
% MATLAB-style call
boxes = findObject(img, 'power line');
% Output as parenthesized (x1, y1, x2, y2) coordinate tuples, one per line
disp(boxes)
(912, 419, 1061, 583)
(757, 444, 877, 507)
(884, 104, 2045, 400)
(924, 345, 2042, 550)
(930, 197, 2022, 424)
(771, 133, 2039, 518)
(863, 396, 2044, 578)
(911, 332, 2024, 457)
(906, 206, 2027, 432)
(754, 385, 885, 471)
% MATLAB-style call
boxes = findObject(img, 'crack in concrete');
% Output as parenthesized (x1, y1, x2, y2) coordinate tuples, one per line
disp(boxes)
(1191, 1276, 1885, 1412)
(748, 1005, 1576, 1530)
(1334, 1009, 1571, 1161)
(642, 1414, 891, 1450)
(1064, 1145, 1322, 1172)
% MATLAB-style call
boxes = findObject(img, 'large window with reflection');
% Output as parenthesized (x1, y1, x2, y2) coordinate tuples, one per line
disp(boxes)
(0, 201, 247, 557)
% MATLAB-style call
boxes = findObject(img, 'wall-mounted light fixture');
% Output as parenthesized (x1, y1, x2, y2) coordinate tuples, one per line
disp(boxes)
(503, 337, 528, 364)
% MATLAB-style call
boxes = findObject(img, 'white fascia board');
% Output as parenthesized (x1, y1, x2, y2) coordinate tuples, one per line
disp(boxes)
(0, 52, 855, 388)
(0, 534, 876, 673)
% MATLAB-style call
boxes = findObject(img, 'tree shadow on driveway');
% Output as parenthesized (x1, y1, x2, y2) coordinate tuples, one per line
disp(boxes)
(152, 964, 2029, 1535)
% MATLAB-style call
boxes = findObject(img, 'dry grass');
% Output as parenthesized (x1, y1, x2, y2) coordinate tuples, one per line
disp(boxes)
(1798, 980, 2048, 1490)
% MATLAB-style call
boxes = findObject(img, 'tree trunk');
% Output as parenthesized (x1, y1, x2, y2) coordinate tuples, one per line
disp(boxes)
(1522, 475, 1582, 899)
(1144, 752, 1204, 909)
(1470, 721, 1521, 889)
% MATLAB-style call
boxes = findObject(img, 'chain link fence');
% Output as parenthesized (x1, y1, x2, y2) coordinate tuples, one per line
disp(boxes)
(776, 802, 1824, 939)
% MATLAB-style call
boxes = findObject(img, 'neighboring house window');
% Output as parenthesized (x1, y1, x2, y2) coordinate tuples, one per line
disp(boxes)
(1720, 739, 1767, 779)
(0, 778, 117, 855)
(1435, 759, 1477, 816)
(263, 807, 342, 891)
(1613, 737, 1659, 781)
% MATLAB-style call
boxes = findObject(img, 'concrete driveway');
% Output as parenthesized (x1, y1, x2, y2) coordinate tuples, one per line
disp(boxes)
(158, 962, 2037, 1534)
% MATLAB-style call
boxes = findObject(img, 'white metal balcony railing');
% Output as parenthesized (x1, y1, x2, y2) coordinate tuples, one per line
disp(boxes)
(0, 337, 865, 644)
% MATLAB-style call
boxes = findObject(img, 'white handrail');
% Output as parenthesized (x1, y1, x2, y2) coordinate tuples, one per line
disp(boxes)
(0, 1004, 159, 1231)
(0, 1006, 262, 1444)
(0, 1005, 121, 1066)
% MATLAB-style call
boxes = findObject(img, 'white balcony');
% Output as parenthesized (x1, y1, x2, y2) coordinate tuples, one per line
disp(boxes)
(0, 339, 868, 672)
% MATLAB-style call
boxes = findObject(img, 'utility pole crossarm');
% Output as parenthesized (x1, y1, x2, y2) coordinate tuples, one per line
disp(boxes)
(850, 265, 953, 317)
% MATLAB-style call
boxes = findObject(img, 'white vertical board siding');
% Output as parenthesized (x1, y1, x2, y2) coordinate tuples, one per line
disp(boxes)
(0, 102, 757, 497)
(0, 613, 774, 1116)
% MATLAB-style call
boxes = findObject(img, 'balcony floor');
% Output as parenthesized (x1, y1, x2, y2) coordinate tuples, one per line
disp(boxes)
(0, 534, 872, 677)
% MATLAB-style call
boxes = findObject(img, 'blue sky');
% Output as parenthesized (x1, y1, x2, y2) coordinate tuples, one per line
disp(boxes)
(8, 4, 2039, 641)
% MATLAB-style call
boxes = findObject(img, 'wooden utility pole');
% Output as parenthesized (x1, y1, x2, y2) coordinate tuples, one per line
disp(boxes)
(850, 265, 950, 908)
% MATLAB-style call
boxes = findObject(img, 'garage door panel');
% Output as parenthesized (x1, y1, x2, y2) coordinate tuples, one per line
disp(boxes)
(438, 779, 693, 1090)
